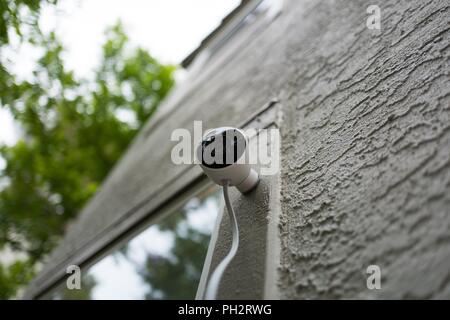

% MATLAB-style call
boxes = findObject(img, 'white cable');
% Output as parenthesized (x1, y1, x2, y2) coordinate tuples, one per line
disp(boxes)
(205, 181, 240, 300)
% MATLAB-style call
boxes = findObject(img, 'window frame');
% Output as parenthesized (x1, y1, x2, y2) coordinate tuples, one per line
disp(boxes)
(34, 178, 220, 299)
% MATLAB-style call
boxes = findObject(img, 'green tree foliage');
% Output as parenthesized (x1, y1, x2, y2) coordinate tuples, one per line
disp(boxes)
(1, 1, 57, 101)
(0, 0, 56, 45)
(0, 259, 34, 299)
(0, 2, 175, 298)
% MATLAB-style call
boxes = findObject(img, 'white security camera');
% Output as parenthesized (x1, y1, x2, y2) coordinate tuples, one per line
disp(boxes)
(196, 127, 259, 193)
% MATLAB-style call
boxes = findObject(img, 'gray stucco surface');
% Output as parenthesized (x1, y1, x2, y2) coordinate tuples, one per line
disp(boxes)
(276, 0, 450, 299)
(26, 0, 450, 299)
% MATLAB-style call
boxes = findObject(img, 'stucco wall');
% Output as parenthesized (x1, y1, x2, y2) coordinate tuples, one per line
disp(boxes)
(199, 0, 450, 300)
(278, 0, 450, 299)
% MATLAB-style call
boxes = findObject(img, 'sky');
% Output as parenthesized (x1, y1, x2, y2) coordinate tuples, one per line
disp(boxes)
(0, 0, 240, 150)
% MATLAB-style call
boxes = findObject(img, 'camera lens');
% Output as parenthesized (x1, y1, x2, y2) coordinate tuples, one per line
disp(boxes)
(201, 128, 246, 169)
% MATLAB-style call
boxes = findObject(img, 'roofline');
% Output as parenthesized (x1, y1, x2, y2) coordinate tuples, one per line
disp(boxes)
(181, 0, 252, 68)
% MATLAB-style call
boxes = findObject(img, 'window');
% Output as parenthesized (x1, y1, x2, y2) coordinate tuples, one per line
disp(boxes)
(41, 185, 221, 300)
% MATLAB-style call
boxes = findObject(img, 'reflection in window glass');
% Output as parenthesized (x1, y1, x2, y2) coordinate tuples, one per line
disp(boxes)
(44, 185, 220, 300)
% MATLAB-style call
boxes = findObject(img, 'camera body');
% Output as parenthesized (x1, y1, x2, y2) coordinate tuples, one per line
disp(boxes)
(196, 127, 259, 193)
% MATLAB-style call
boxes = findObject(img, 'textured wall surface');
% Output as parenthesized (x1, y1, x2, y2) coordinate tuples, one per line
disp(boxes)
(26, 0, 450, 299)
(278, 0, 450, 299)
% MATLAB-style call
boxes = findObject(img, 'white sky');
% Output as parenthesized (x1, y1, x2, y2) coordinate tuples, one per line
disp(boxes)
(0, 0, 240, 147)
